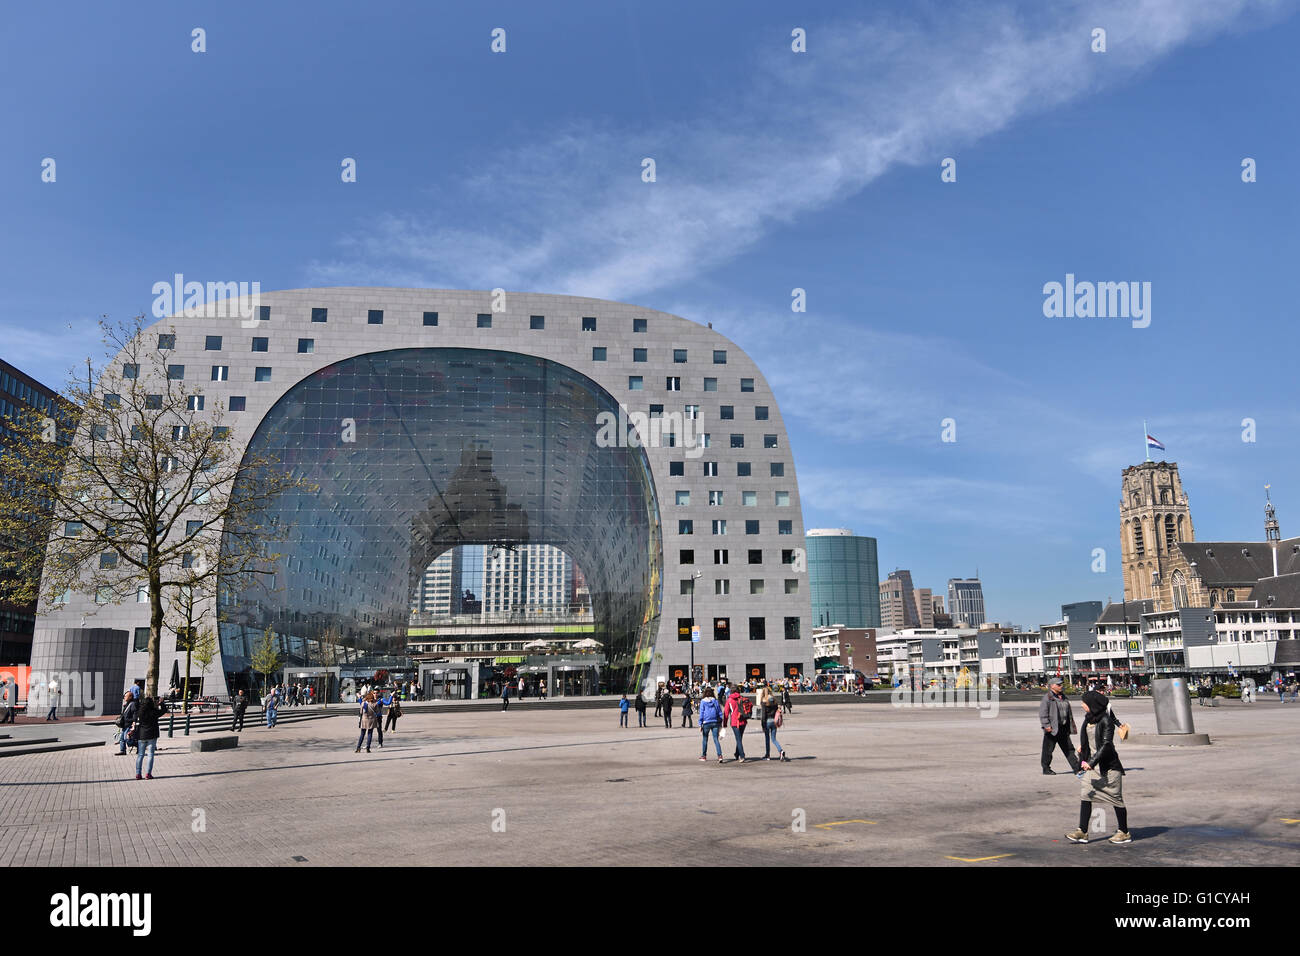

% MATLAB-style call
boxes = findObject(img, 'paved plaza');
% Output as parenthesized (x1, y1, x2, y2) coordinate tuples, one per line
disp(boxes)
(1, 697, 1297, 866)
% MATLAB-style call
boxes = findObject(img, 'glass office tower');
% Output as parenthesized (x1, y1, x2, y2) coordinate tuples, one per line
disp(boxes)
(806, 529, 881, 628)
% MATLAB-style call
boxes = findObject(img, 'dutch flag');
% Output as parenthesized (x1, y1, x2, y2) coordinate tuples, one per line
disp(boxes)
(1147, 434, 1165, 452)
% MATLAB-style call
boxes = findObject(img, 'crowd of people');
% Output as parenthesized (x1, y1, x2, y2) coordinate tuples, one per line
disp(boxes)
(618, 679, 795, 764)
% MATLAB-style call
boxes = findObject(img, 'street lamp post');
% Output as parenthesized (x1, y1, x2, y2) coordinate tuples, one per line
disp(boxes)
(690, 570, 703, 685)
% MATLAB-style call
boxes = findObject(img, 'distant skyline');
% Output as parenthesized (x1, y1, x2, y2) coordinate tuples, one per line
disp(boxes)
(3, 0, 1299, 629)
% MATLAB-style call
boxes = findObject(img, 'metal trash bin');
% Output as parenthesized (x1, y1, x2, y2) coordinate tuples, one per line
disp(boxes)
(1152, 677, 1196, 735)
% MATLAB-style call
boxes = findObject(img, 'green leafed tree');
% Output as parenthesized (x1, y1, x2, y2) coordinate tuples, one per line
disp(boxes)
(250, 626, 283, 697)
(0, 315, 313, 698)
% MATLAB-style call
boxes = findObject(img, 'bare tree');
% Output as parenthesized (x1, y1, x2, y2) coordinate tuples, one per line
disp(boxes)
(0, 315, 313, 697)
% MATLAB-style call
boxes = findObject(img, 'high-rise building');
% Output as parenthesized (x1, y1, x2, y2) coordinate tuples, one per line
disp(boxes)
(482, 544, 574, 615)
(947, 578, 986, 627)
(415, 549, 463, 615)
(806, 529, 880, 628)
(879, 569, 921, 630)
(913, 587, 934, 629)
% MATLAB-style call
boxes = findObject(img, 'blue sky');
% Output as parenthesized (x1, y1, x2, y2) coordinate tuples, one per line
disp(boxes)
(3, 0, 1299, 629)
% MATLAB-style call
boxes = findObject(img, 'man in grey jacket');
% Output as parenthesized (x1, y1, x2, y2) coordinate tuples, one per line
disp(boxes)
(1039, 676, 1082, 776)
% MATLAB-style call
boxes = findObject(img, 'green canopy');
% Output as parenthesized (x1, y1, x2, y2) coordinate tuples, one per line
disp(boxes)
(814, 658, 841, 670)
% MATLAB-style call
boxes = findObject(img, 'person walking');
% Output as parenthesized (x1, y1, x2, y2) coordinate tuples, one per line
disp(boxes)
(1038, 676, 1081, 776)
(132, 694, 168, 779)
(373, 691, 387, 747)
(619, 694, 630, 727)
(355, 691, 379, 753)
(45, 678, 60, 721)
(384, 692, 402, 733)
(0, 678, 12, 723)
(501, 681, 511, 711)
(723, 684, 750, 762)
(635, 691, 647, 727)
(758, 683, 788, 761)
(539, 678, 547, 701)
(661, 687, 674, 728)
(653, 683, 663, 718)
(1065, 690, 1132, 844)
(115, 691, 137, 756)
(698, 686, 724, 763)
(264, 686, 279, 728)
(230, 690, 248, 732)
(781, 682, 793, 714)
(680, 690, 694, 728)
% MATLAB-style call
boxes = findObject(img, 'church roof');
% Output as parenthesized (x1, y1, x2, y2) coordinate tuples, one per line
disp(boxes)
(1176, 538, 1300, 585)
(1234, 572, 1300, 609)
(1097, 599, 1154, 623)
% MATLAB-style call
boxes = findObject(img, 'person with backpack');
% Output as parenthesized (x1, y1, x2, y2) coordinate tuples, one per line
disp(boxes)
(723, 684, 751, 762)
(501, 681, 511, 711)
(1066, 690, 1131, 845)
(698, 686, 724, 763)
(661, 687, 674, 728)
(355, 691, 380, 753)
(634, 691, 647, 727)
(758, 683, 789, 761)
(114, 690, 137, 756)
(384, 692, 402, 733)
(680, 690, 694, 728)
(132, 695, 168, 779)
(619, 694, 630, 727)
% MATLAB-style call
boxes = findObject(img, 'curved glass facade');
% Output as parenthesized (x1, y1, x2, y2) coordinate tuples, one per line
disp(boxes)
(807, 533, 880, 629)
(218, 348, 662, 692)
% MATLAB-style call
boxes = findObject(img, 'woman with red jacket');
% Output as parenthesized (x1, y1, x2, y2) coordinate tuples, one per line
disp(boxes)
(722, 683, 749, 763)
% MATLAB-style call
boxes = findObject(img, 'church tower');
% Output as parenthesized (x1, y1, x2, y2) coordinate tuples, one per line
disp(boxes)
(1119, 461, 1195, 602)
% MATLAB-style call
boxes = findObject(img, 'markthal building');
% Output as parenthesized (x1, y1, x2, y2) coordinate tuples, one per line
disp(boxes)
(31, 290, 813, 708)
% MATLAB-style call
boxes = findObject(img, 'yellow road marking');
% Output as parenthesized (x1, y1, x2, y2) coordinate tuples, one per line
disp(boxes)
(1281, 818, 1300, 825)
(813, 819, 878, 829)
(945, 853, 1015, 862)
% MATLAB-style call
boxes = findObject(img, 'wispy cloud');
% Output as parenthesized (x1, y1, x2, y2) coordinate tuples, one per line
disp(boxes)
(308, 0, 1288, 298)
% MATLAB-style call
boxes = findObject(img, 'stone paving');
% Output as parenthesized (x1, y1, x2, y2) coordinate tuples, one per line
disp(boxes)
(1, 697, 1296, 866)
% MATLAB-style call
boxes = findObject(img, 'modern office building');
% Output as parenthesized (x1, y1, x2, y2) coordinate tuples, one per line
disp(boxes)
(879, 569, 921, 630)
(30, 289, 814, 707)
(947, 577, 987, 627)
(806, 528, 880, 629)
(0, 359, 78, 665)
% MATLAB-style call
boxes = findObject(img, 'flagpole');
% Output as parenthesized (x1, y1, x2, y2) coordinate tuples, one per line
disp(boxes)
(1143, 419, 1150, 462)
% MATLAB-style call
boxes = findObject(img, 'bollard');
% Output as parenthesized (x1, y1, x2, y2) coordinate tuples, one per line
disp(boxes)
(184, 712, 191, 736)
(167, 713, 174, 738)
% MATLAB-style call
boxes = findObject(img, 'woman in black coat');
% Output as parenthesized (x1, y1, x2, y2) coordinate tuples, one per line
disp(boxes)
(133, 695, 168, 780)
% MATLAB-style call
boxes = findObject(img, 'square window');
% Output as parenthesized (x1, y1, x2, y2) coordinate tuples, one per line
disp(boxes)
(633, 348, 647, 362)
(678, 617, 693, 641)
(211, 366, 229, 381)
(720, 405, 734, 419)
(775, 491, 790, 507)
(712, 519, 727, 535)
(312, 307, 328, 323)
(680, 579, 696, 595)
(592, 347, 607, 361)
(157, 334, 175, 350)
(785, 579, 799, 594)
(678, 520, 693, 535)
(252, 337, 268, 352)
(424, 312, 439, 326)
(749, 617, 766, 640)
(228, 396, 246, 412)
(784, 617, 801, 641)
(673, 349, 688, 363)
(737, 462, 751, 477)
(144, 394, 162, 410)
(258, 305, 271, 322)
(182, 552, 195, 569)
(748, 549, 762, 565)
(477, 313, 492, 328)
(133, 627, 150, 652)
(368, 310, 384, 325)
(213, 426, 230, 441)
(64, 522, 82, 537)
(745, 520, 759, 535)
(684, 404, 700, 420)
(750, 580, 764, 596)
(703, 461, 718, 476)
(679, 549, 694, 564)
(186, 520, 203, 536)
(633, 318, 647, 333)
(628, 376, 643, 390)
(669, 461, 684, 476)
(730, 434, 744, 448)
(777, 520, 792, 536)
(582, 316, 597, 332)
(714, 617, 730, 640)
(666, 376, 681, 391)
(298, 338, 314, 354)
(703, 377, 718, 392)
(204, 335, 222, 350)
(714, 548, 729, 565)
(255, 367, 272, 382)
(764, 434, 778, 448)
(122, 364, 139, 380)
(649, 404, 664, 418)
(529, 315, 544, 330)
(700, 434, 712, 447)
(755, 406, 769, 420)
(675, 490, 691, 506)
(781, 549, 795, 565)
(770, 462, 785, 477)
(708, 490, 723, 506)
(187, 395, 204, 411)
(713, 350, 727, 364)
(172, 425, 189, 440)
(167, 365, 185, 380)
(714, 579, 730, 595)
(104, 393, 121, 408)
(740, 378, 754, 392)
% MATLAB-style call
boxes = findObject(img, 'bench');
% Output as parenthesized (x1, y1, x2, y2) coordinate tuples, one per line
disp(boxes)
(190, 735, 239, 752)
